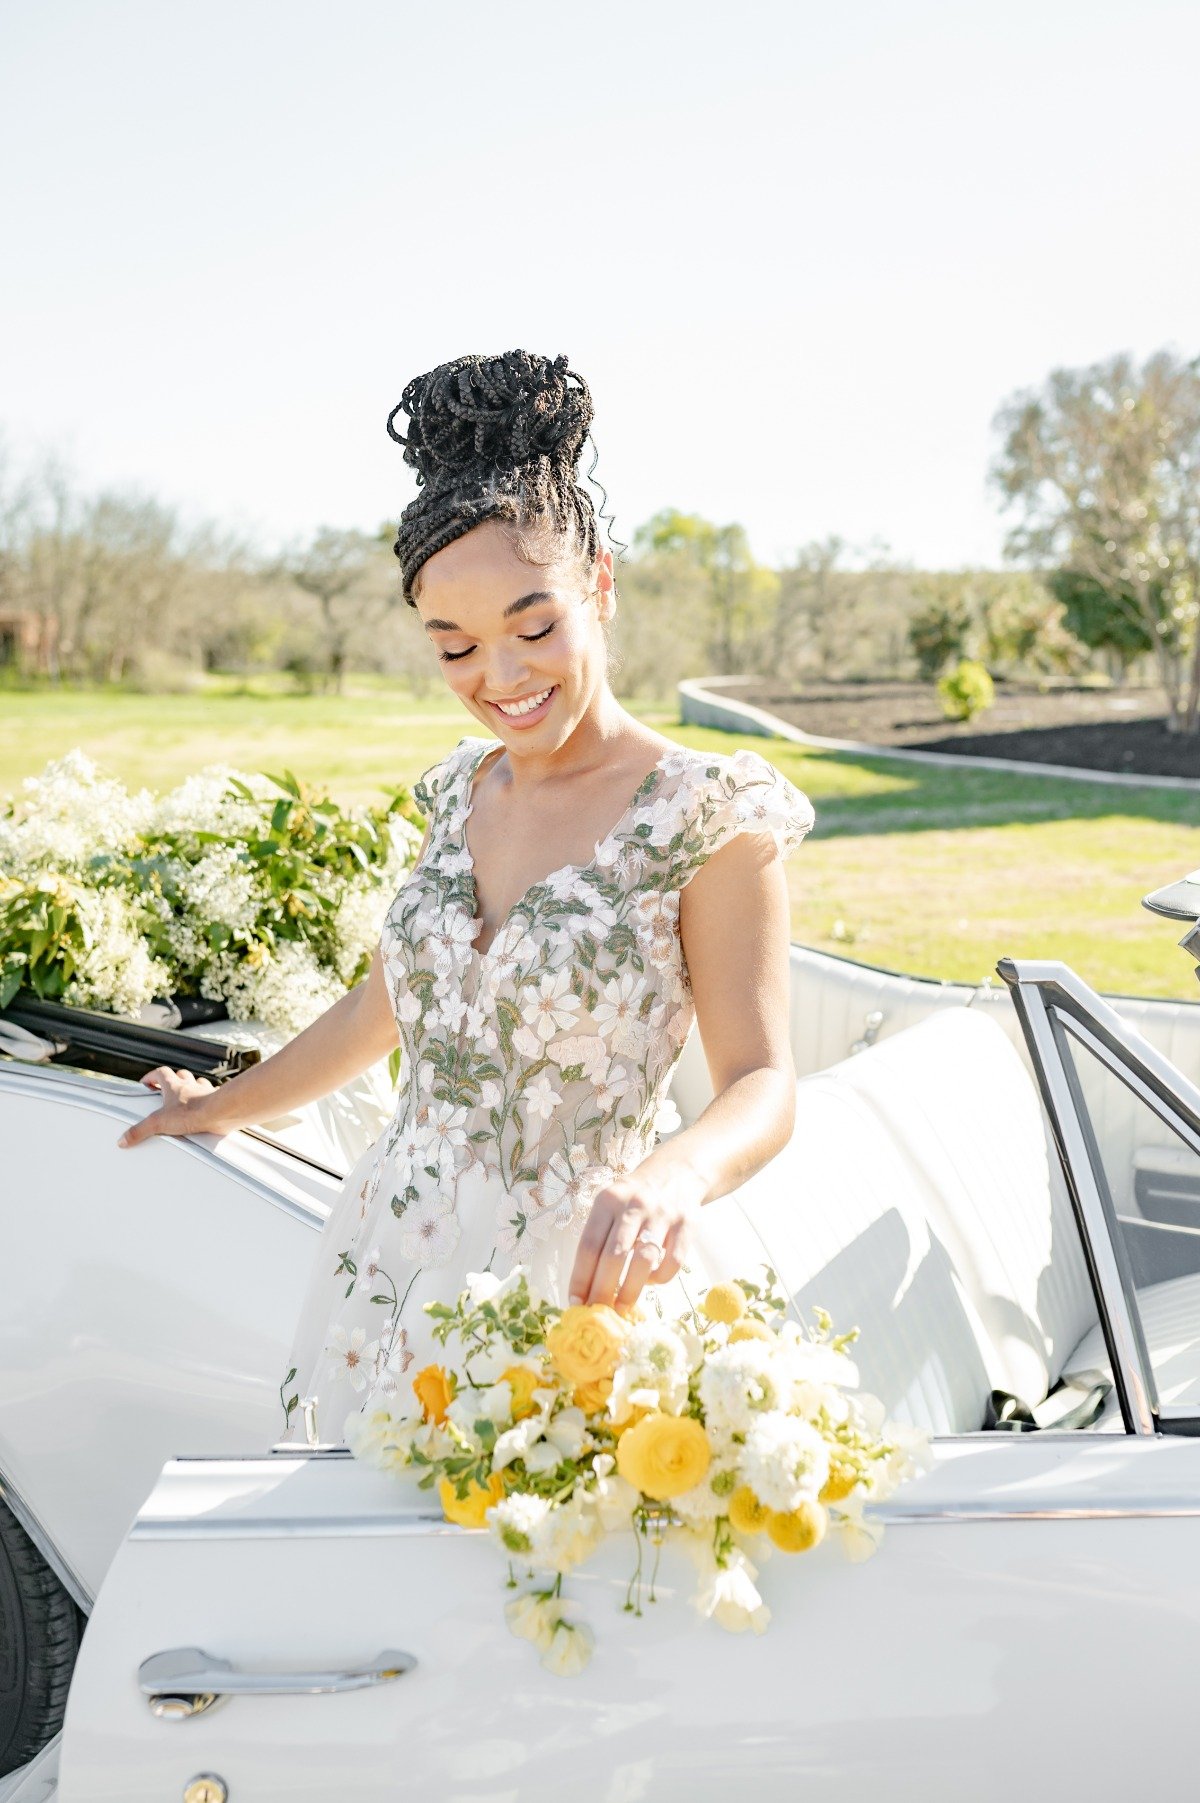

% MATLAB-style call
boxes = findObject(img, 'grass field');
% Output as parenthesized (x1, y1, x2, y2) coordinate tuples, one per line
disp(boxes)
(6, 678, 1199, 1000)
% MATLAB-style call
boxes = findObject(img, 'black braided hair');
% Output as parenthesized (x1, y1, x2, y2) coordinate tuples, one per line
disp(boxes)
(387, 350, 615, 606)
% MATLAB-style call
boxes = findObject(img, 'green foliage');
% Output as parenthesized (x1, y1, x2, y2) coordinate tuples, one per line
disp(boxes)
(937, 658, 995, 722)
(1047, 569, 1156, 672)
(907, 589, 972, 680)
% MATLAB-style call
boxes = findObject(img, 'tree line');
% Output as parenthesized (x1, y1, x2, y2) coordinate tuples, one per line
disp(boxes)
(2, 348, 1197, 732)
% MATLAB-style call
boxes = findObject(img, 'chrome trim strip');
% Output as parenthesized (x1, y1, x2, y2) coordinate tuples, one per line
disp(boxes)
(0, 1464, 93, 1611)
(0, 1071, 328, 1230)
(1000, 960, 1157, 1434)
(129, 1500, 1200, 1539)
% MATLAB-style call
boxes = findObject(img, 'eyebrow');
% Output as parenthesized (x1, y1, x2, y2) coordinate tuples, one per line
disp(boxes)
(422, 590, 558, 634)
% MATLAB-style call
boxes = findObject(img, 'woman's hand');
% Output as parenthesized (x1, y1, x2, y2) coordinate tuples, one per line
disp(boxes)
(568, 1163, 707, 1311)
(116, 1066, 221, 1149)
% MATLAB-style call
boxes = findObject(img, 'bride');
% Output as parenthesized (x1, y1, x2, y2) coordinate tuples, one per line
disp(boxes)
(116, 348, 817, 1448)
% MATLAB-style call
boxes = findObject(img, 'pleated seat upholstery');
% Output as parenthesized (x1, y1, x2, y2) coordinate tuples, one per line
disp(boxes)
(695, 1005, 1102, 1434)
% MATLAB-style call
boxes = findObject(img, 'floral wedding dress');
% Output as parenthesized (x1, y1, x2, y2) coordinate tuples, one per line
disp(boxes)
(278, 733, 816, 1446)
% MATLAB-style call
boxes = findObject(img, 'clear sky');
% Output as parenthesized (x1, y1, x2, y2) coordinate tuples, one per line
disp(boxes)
(4, 0, 1199, 571)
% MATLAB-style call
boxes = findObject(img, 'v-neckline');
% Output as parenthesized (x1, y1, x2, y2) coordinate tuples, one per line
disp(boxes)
(456, 736, 672, 960)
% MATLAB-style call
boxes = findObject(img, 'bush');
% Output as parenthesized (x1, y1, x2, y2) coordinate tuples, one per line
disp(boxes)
(937, 658, 995, 722)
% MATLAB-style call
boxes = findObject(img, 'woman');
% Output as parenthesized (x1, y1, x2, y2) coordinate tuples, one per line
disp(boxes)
(117, 349, 816, 1447)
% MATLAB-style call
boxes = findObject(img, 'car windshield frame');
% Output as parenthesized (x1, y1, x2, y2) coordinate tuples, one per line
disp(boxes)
(1001, 956, 1200, 1437)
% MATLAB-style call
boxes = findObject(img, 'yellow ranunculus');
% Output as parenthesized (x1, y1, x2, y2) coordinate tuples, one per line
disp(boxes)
(438, 1472, 506, 1528)
(546, 1304, 628, 1386)
(728, 1319, 773, 1344)
(616, 1411, 712, 1500)
(701, 1282, 748, 1325)
(728, 1485, 771, 1535)
(573, 1376, 614, 1416)
(412, 1364, 456, 1425)
(766, 1500, 827, 1553)
(501, 1365, 542, 1421)
(610, 1404, 650, 1438)
(819, 1462, 859, 1504)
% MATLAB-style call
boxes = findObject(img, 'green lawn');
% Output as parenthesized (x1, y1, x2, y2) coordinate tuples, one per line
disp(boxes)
(6, 679, 1199, 1001)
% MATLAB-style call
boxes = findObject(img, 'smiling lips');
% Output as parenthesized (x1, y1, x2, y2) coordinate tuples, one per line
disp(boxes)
(488, 685, 557, 724)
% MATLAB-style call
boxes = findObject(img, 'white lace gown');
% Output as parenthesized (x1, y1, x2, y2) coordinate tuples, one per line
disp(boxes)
(278, 734, 816, 1445)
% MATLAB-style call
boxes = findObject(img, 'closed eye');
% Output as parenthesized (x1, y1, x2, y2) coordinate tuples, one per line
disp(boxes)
(439, 622, 556, 663)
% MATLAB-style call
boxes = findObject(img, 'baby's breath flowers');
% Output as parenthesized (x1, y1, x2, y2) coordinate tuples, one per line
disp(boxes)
(344, 1264, 933, 1674)
(0, 748, 422, 1036)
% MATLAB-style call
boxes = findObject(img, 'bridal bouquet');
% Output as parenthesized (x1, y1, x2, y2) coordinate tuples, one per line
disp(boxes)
(345, 1266, 932, 1675)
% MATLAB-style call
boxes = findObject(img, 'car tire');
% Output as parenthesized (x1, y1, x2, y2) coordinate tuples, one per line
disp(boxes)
(0, 1500, 82, 1778)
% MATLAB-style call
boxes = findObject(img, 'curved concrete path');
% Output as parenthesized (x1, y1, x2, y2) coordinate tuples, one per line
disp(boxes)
(678, 676, 1200, 794)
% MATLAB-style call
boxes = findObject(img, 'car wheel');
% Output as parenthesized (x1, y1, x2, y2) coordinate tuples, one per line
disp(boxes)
(0, 1500, 82, 1777)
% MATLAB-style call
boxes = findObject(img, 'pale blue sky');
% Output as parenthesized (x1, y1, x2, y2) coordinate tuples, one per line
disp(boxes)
(4, 0, 1199, 570)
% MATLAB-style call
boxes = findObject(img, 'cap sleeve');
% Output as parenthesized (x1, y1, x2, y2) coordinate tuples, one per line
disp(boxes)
(412, 736, 476, 821)
(673, 747, 816, 888)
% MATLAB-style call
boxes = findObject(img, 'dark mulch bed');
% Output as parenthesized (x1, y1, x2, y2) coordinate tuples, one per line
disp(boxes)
(732, 680, 1200, 780)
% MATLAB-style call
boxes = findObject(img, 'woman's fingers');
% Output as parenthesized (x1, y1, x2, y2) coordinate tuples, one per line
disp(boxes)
(614, 1242, 663, 1311)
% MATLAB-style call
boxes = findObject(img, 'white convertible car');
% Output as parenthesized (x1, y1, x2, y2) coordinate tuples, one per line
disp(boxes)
(2, 873, 1200, 1802)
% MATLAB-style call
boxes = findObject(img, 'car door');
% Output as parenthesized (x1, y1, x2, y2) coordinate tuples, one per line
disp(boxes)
(53, 1426, 1200, 1803)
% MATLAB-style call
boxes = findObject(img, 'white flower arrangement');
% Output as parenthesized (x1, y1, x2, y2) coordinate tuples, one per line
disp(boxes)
(345, 1267, 933, 1675)
(0, 748, 423, 1038)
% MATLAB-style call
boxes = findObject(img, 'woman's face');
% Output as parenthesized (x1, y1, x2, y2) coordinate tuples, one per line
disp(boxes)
(412, 519, 615, 751)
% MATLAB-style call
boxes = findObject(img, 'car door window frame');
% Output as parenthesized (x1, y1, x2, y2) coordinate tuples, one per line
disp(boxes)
(1001, 955, 1200, 1437)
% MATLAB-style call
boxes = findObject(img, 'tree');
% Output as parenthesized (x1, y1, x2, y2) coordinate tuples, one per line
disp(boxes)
(992, 349, 1200, 733)
(633, 509, 777, 676)
(1045, 569, 1153, 684)
(285, 528, 382, 694)
(907, 578, 973, 680)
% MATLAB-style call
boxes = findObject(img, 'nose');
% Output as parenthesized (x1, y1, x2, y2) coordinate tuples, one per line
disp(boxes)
(481, 644, 532, 693)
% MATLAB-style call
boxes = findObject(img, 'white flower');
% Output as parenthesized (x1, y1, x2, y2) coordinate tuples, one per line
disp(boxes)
(522, 968, 581, 1041)
(425, 908, 481, 972)
(540, 1615, 595, 1676)
(698, 1341, 787, 1433)
(355, 1246, 384, 1294)
(465, 1270, 502, 1305)
(504, 1591, 560, 1652)
(489, 1493, 552, 1557)
(552, 1034, 610, 1085)
(652, 1096, 682, 1136)
(693, 1544, 771, 1635)
(631, 888, 680, 969)
(609, 1321, 692, 1422)
(398, 1195, 462, 1266)
(741, 1412, 831, 1513)
(523, 1072, 562, 1121)
(526, 1148, 610, 1240)
(593, 972, 647, 1046)
(394, 988, 421, 1025)
(324, 1323, 380, 1393)
(432, 992, 468, 1034)
(423, 1099, 469, 1165)
(478, 1077, 503, 1109)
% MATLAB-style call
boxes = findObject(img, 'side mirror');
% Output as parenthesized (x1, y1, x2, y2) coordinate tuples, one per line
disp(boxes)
(1142, 871, 1200, 989)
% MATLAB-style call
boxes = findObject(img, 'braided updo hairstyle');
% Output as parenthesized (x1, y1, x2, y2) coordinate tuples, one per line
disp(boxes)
(388, 349, 617, 608)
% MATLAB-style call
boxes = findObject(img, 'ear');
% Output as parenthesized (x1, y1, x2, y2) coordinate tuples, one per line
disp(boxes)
(594, 547, 617, 622)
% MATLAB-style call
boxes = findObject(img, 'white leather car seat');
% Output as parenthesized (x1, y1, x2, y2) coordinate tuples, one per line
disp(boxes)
(690, 1006, 1103, 1435)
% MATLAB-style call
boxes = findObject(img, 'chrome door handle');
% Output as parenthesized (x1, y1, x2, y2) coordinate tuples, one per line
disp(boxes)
(139, 1645, 417, 1718)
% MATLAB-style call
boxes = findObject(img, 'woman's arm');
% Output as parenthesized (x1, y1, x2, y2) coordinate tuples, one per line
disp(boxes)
(568, 829, 797, 1307)
(117, 821, 431, 1149)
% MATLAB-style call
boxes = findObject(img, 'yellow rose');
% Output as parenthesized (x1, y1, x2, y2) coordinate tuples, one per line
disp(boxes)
(573, 1375, 614, 1416)
(438, 1472, 506, 1528)
(616, 1411, 712, 1500)
(546, 1304, 628, 1386)
(412, 1364, 456, 1425)
(819, 1461, 859, 1504)
(728, 1319, 773, 1344)
(766, 1500, 827, 1553)
(727, 1485, 771, 1535)
(501, 1365, 543, 1421)
(701, 1282, 748, 1325)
